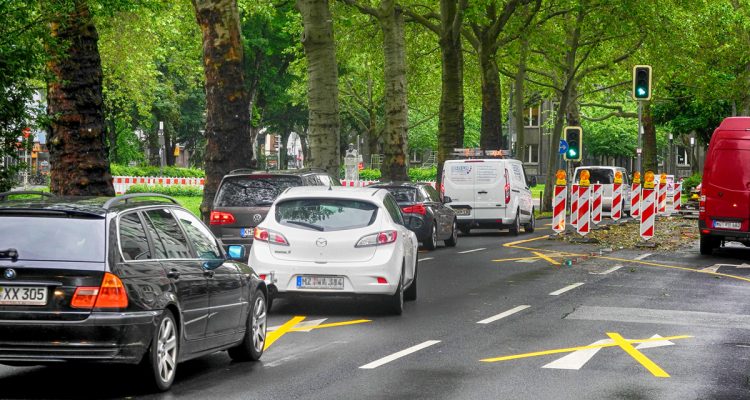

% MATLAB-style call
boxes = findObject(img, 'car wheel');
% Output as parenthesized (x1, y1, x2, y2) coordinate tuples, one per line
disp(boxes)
(424, 223, 437, 250)
(387, 266, 404, 315)
(459, 226, 471, 235)
(142, 309, 178, 392)
(524, 210, 535, 233)
(700, 235, 719, 255)
(228, 290, 267, 361)
(404, 258, 417, 301)
(445, 220, 458, 247)
(509, 211, 520, 236)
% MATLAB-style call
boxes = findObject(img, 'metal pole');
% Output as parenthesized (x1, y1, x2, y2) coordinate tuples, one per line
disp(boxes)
(636, 101, 642, 173)
(158, 121, 165, 176)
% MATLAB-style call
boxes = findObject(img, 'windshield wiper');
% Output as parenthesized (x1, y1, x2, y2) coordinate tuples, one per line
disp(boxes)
(285, 220, 324, 231)
(0, 248, 18, 262)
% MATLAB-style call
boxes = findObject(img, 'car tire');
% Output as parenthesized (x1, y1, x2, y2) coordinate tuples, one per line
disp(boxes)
(228, 289, 267, 362)
(424, 223, 437, 250)
(387, 266, 404, 315)
(445, 220, 458, 247)
(404, 258, 417, 301)
(142, 309, 179, 392)
(700, 235, 719, 255)
(509, 212, 520, 236)
(459, 227, 471, 235)
(524, 210, 535, 233)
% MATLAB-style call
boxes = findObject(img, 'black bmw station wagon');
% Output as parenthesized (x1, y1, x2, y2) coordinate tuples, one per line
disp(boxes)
(0, 192, 268, 391)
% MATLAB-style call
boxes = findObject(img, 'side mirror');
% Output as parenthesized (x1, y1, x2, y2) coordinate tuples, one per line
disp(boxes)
(526, 176, 537, 187)
(443, 196, 453, 204)
(227, 245, 246, 261)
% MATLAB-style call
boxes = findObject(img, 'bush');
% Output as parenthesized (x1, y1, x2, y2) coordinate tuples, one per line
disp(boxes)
(111, 164, 205, 178)
(408, 167, 437, 181)
(125, 184, 203, 197)
(358, 168, 382, 181)
(681, 172, 702, 192)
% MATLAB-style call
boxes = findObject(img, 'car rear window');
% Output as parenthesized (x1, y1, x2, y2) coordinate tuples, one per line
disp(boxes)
(574, 169, 614, 184)
(275, 199, 378, 232)
(215, 176, 303, 207)
(709, 149, 750, 191)
(0, 216, 105, 262)
(382, 187, 419, 203)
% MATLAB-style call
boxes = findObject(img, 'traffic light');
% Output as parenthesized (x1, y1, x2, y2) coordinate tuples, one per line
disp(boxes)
(563, 126, 582, 161)
(632, 65, 652, 100)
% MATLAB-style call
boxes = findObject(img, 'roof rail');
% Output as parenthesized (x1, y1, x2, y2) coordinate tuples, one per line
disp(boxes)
(229, 168, 256, 174)
(103, 193, 179, 210)
(0, 191, 56, 202)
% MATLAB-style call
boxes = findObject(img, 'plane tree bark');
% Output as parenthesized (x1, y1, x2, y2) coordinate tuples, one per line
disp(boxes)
(46, 0, 114, 196)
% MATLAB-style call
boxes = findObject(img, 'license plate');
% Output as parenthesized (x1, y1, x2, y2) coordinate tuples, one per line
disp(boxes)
(714, 220, 742, 230)
(453, 208, 470, 216)
(240, 228, 253, 238)
(296, 275, 345, 290)
(0, 286, 47, 306)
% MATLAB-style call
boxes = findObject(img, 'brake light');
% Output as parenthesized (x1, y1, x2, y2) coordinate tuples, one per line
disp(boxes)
(259, 274, 267, 281)
(253, 227, 289, 245)
(401, 204, 427, 215)
(356, 230, 398, 247)
(699, 189, 706, 215)
(504, 169, 511, 204)
(376, 277, 388, 284)
(210, 211, 236, 225)
(71, 272, 128, 309)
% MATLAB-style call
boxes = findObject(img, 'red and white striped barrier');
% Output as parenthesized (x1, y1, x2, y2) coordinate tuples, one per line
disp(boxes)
(571, 184, 580, 229)
(630, 183, 641, 218)
(657, 182, 667, 215)
(612, 182, 623, 221)
(113, 176, 205, 195)
(672, 182, 682, 213)
(591, 184, 603, 225)
(552, 185, 567, 233)
(640, 187, 656, 240)
(577, 185, 591, 236)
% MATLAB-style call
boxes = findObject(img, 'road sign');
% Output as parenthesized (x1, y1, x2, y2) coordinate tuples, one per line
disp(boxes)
(559, 140, 568, 155)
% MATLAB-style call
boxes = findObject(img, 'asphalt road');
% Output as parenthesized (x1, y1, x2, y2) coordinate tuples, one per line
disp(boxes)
(2, 218, 750, 399)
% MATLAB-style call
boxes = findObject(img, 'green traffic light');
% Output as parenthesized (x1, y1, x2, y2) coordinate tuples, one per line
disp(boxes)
(637, 87, 647, 97)
(567, 149, 577, 157)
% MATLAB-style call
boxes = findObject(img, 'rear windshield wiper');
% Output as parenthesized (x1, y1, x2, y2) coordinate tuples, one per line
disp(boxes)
(0, 248, 18, 262)
(284, 220, 325, 231)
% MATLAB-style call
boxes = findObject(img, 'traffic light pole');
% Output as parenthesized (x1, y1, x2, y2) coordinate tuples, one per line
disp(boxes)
(636, 101, 642, 174)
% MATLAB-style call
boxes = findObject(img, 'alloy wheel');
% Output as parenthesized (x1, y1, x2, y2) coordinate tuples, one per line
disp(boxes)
(156, 317, 178, 384)
(251, 295, 267, 353)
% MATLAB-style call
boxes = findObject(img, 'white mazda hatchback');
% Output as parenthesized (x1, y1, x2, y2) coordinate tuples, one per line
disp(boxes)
(248, 186, 419, 314)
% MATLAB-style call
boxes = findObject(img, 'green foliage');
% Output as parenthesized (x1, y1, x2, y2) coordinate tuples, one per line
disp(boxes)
(581, 104, 638, 159)
(408, 167, 436, 181)
(126, 184, 202, 197)
(111, 164, 205, 178)
(358, 168, 382, 181)
(681, 173, 702, 192)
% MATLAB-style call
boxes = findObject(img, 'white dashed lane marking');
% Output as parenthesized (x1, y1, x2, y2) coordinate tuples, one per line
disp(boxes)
(418, 257, 434, 262)
(549, 283, 584, 296)
(458, 248, 486, 254)
(359, 340, 441, 369)
(477, 305, 530, 324)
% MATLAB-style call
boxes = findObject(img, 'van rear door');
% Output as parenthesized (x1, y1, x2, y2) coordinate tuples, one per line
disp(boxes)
(444, 161, 477, 220)
(473, 161, 507, 220)
(704, 136, 750, 231)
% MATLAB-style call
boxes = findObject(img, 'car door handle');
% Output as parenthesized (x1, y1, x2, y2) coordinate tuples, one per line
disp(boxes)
(478, 191, 488, 194)
(203, 270, 215, 278)
(167, 270, 180, 279)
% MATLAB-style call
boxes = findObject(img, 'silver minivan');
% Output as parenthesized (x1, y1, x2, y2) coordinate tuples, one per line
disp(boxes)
(572, 166, 631, 214)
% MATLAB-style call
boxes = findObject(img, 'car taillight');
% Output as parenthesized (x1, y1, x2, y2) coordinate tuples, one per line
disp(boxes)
(356, 230, 398, 247)
(401, 204, 427, 215)
(253, 227, 289, 245)
(504, 169, 511, 204)
(210, 211, 236, 225)
(71, 272, 128, 309)
(699, 190, 706, 214)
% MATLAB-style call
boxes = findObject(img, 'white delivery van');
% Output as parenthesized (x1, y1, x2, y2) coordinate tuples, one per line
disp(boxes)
(572, 166, 631, 213)
(442, 158, 535, 235)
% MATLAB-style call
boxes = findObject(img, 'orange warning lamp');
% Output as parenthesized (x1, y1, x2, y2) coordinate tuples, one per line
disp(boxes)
(614, 171, 623, 184)
(633, 171, 641, 184)
(580, 169, 591, 187)
(555, 170, 567, 186)
(644, 171, 655, 189)
(659, 173, 667, 184)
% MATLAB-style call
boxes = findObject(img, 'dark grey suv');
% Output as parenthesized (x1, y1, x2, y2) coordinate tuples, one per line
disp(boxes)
(209, 169, 340, 250)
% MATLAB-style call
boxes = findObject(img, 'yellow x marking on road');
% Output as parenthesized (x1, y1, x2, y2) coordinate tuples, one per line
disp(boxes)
(264, 316, 372, 350)
(481, 332, 692, 377)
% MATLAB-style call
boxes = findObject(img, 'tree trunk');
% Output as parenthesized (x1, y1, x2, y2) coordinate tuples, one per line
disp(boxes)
(46, 1, 114, 196)
(193, 0, 253, 221)
(379, 1, 409, 180)
(513, 36, 528, 158)
(436, 0, 466, 190)
(297, 0, 341, 176)
(642, 101, 658, 173)
(478, 45, 503, 149)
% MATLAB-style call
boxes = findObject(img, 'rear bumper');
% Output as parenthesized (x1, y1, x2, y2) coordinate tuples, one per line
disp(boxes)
(457, 217, 514, 229)
(404, 215, 433, 242)
(699, 220, 750, 241)
(0, 310, 160, 365)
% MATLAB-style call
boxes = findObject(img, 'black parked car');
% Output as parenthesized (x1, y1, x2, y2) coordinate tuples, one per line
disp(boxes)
(0, 192, 268, 391)
(209, 169, 340, 250)
(369, 182, 458, 249)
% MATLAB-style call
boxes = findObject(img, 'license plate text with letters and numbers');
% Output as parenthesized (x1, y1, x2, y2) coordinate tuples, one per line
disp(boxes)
(0, 286, 47, 305)
(714, 220, 741, 230)
(297, 276, 345, 290)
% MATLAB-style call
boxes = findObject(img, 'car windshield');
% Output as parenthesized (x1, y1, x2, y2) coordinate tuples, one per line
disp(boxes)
(275, 199, 378, 231)
(0, 216, 105, 262)
(215, 176, 303, 207)
(382, 187, 418, 203)
(574, 169, 614, 184)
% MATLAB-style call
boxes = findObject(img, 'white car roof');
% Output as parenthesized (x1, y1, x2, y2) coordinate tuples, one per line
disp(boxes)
(278, 186, 387, 202)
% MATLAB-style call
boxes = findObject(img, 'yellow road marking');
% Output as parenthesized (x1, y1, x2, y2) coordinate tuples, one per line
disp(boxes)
(503, 235, 550, 248)
(607, 332, 670, 377)
(492, 256, 544, 262)
(533, 251, 560, 266)
(264, 316, 305, 350)
(288, 319, 371, 332)
(480, 334, 691, 363)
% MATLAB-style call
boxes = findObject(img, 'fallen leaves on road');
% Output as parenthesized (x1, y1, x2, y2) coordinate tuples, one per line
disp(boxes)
(554, 216, 698, 251)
